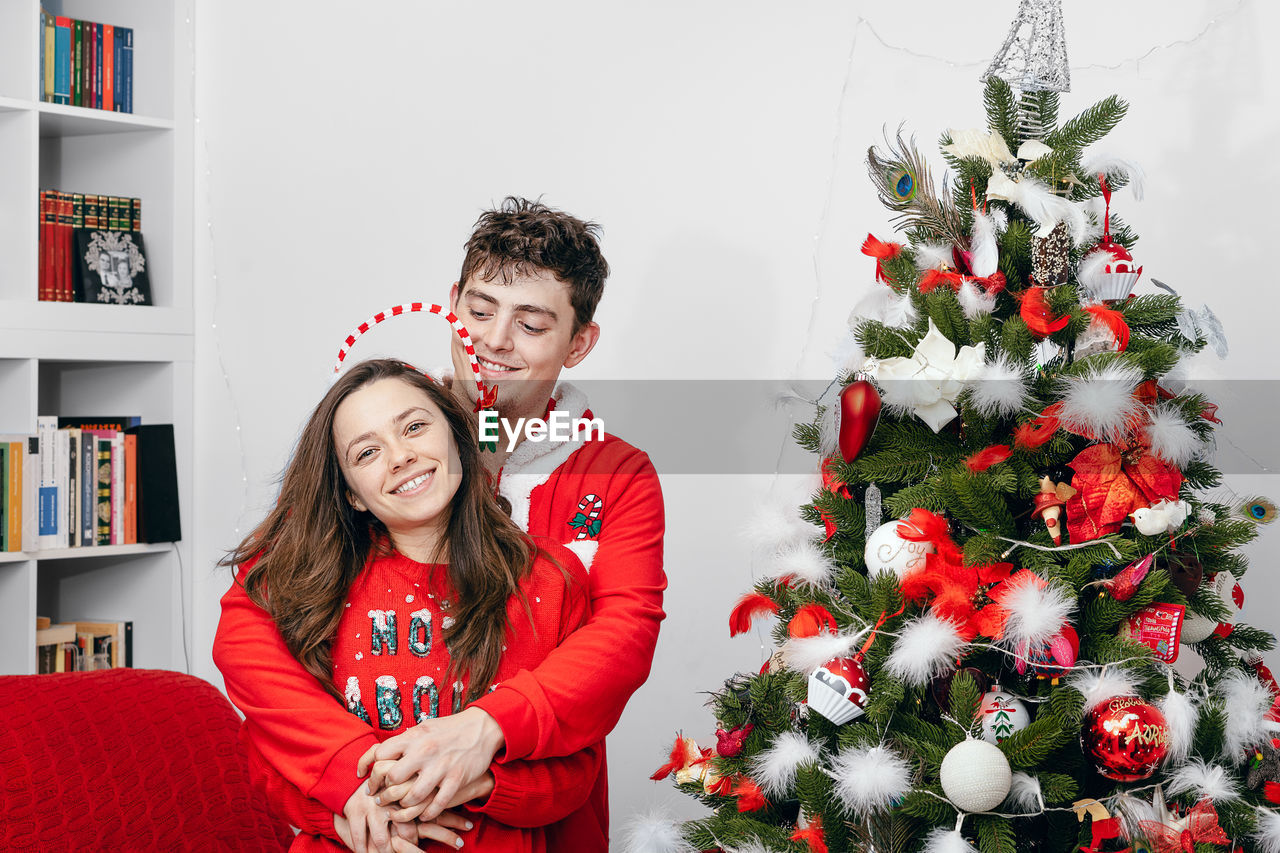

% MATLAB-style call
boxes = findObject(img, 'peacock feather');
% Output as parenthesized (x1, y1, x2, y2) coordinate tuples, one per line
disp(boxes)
(866, 132, 967, 250)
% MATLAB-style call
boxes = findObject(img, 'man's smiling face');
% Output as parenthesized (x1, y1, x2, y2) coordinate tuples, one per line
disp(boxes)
(449, 269, 599, 420)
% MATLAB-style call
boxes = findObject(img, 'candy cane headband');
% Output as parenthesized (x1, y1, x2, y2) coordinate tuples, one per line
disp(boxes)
(332, 302, 494, 408)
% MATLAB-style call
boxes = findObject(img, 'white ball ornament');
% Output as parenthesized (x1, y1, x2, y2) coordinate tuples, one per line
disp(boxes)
(1180, 570, 1244, 644)
(939, 739, 1012, 813)
(979, 687, 1029, 745)
(864, 519, 934, 577)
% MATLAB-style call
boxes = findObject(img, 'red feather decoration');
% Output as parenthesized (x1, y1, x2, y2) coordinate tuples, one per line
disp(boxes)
(1084, 304, 1131, 352)
(965, 444, 1012, 472)
(1266, 781, 1280, 805)
(732, 776, 769, 812)
(861, 234, 903, 283)
(918, 268, 964, 294)
(898, 508, 962, 565)
(1013, 403, 1062, 450)
(649, 735, 692, 781)
(1019, 286, 1071, 337)
(790, 815, 829, 853)
(729, 593, 779, 637)
(788, 603, 838, 639)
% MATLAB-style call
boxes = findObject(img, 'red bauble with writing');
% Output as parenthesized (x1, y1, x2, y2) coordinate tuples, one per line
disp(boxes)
(838, 377, 881, 462)
(1081, 696, 1170, 782)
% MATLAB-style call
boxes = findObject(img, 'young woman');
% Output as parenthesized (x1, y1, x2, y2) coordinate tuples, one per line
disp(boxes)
(214, 359, 601, 853)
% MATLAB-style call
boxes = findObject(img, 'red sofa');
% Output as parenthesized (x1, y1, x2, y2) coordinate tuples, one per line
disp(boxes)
(0, 668, 294, 851)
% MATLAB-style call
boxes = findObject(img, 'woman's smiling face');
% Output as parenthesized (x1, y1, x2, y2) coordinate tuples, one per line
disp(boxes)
(333, 376, 463, 555)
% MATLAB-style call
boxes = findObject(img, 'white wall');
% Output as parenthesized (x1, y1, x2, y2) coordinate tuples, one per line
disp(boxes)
(190, 0, 1280, 838)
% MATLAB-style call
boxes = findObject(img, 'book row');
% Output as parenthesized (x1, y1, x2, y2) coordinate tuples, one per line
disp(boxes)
(39, 10, 134, 112)
(35, 618, 133, 674)
(37, 190, 151, 305)
(0, 419, 180, 553)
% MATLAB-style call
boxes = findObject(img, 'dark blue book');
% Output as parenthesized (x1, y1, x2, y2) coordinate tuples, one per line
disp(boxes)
(118, 27, 132, 114)
(94, 23, 102, 109)
(53, 16, 71, 105)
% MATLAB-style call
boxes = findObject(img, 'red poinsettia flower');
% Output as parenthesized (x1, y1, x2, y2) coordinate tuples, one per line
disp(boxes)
(1065, 442, 1182, 542)
(918, 559, 1021, 641)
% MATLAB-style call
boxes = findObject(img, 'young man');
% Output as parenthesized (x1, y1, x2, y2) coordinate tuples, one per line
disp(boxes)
(215, 198, 665, 852)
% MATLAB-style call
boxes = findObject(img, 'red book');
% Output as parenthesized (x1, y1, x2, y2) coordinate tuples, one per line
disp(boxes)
(38, 191, 50, 301)
(123, 432, 137, 544)
(102, 25, 114, 113)
(57, 192, 73, 302)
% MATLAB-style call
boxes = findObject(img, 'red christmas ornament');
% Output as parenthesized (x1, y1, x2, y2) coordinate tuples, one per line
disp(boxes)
(837, 377, 881, 463)
(1016, 624, 1079, 678)
(807, 655, 871, 724)
(1081, 696, 1170, 782)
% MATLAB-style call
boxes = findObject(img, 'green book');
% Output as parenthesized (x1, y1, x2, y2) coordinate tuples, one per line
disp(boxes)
(72, 19, 82, 107)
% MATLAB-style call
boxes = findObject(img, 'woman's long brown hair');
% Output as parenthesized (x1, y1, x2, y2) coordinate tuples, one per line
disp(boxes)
(222, 359, 532, 703)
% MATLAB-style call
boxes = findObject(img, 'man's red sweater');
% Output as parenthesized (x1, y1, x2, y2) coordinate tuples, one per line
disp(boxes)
(217, 545, 598, 851)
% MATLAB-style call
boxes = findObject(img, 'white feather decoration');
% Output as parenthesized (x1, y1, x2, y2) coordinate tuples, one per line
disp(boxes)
(768, 540, 836, 589)
(831, 744, 912, 816)
(1165, 757, 1239, 802)
(618, 810, 696, 853)
(886, 613, 965, 686)
(969, 210, 999, 278)
(723, 842, 770, 853)
(1222, 669, 1274, 763)
(967, 355, 1030, 418)
(1158, 685, 1199, 765)
(1253, 808, 1280, 853)
(744, 497, 814, 556)
(922, 827, 980, 853)
(780, 632, 861, 676)
(1145, 402, 1205, 467)
(997, 574, 1074, 653)
(1068, 667, 1140, 714)
(1076, 246, 1112, 285)
(994, 173, 1087, 242)
(1079, 153, 1147, 201)
(751, 731, 823, 797)
(957, 279, 998, 319)
(1055, 363, 1145, 445)
(1006, 772, 1044, 813)
(850, 285, 917, 331)
(914, 242, 955, 271)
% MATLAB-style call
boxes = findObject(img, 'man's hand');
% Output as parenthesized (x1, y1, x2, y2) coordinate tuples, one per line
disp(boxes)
(358, 707, 505, 821)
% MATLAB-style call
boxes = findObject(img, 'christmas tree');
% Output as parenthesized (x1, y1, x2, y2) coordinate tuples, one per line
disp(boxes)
(640, 4, 1280, 853)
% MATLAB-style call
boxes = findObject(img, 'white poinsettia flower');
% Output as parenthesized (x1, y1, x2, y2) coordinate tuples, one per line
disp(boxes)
(866, 319, 986, 432)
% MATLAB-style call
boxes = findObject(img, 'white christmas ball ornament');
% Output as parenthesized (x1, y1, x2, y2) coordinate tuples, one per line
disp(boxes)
(1180, 570, 1244, 644)
(939, 739, 1012, 813)
(979, 687, 1030, 745)
(864, 519, 934, 577)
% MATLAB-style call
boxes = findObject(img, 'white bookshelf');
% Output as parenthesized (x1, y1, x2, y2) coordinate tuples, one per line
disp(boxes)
(0, 0, 193, 675)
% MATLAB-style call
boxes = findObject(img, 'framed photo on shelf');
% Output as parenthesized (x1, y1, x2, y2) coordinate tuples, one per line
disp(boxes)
(75, 229, 152, 305)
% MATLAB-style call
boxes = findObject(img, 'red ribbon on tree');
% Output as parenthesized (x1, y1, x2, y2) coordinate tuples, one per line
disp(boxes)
(1138, 800, 1230, 853)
